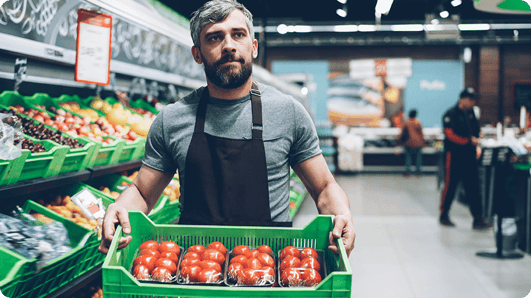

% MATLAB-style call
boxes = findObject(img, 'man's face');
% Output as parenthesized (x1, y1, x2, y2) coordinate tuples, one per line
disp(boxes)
(461, 97, 476, 110)
(192, 10, 258, 89)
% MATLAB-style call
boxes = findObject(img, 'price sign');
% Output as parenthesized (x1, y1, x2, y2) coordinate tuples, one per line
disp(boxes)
(75, 9, 112, 85)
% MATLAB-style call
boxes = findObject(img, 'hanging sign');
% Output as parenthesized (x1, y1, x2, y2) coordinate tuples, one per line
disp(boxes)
(75, 9, 113, 85)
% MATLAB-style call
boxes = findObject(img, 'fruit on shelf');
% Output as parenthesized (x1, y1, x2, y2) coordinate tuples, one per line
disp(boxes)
(89, 98, 152, 138)
(13, 138, 47, 153)
(59, 102, 100, 120)
(38, 195, 99, 230)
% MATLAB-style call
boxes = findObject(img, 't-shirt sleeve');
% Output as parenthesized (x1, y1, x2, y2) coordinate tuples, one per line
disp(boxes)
(142, 110, 178, 173)
(288, 100, 322, 167)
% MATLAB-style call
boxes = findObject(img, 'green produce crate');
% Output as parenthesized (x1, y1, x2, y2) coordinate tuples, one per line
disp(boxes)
(0, 200, 94, 298)
(0, 243, 36, 298)
(119, 136, 145, 162)
(289, 190, 307, 220)
(23, 92, 126, 168)
(102, 212, 351, 298)
(0, 150, 29, 186)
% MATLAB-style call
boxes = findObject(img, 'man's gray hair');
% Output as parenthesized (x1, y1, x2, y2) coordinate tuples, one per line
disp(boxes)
(190, 0, 254, 48)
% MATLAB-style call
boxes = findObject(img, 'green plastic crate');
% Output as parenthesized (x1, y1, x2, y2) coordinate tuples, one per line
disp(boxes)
(0, 243, 36, 298)
(24, 92, 126, 168)
(12, 138, 69, 183)
(0, 150, 29, 186)
(129, 98, 160, 115)
(118, 136, 145, 162)
(0, 200, 94, 298)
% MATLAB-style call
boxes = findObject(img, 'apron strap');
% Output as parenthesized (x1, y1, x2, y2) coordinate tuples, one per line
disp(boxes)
(194, 87, 209, 133)
(251, 82, 263, 140)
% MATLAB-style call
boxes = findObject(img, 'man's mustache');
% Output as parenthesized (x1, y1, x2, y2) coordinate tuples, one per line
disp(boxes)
(215, 54, 245, 66)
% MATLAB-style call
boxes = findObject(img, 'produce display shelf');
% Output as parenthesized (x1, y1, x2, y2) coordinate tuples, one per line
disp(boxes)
(47, 267, 102, 298)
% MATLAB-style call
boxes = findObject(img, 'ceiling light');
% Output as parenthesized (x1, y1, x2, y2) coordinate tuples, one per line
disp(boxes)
(431, 19, 439, 25)
(391, 24, 424, 32)
(375, 0, 394, 15)
(277, 24, 288, 34)
(358, 25, 377, 32)
(337, 0, 347, 4)
(439, 11, 449, 18)
(451, 0, 462, 7)
(463, 47, 472, 63)
(514, 30, 519, 36)
(336, 8, 347, 17)
(458, 23, 490, 31)
(301, 87, 309, 95)
(333, 25, 358, 32)
(292, 25, 312, 33)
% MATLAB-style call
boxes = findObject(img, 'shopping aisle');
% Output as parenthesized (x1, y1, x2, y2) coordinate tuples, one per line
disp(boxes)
(293, 173, 531, 298)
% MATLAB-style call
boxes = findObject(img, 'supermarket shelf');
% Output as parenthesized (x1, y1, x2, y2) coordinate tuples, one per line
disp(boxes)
(0, 170, 91, 198)
(0, 159, 143, 198)
(357, 165, 438, 173)
(89, 159, 143, 178)
(50, 266, 102, 298)
(363, 147, 440, 154)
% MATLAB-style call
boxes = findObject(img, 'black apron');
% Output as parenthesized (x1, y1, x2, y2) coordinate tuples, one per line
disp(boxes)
(178, 83, 291, 227)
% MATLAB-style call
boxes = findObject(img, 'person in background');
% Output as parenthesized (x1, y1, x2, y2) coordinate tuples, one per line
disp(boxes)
(398, 109, 425, 177)
(439, 88, 492, 230)
(99, 0, 355, 257)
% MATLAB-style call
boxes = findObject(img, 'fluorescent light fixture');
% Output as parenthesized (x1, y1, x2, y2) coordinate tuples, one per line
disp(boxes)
(458, 23, 490, 31)
(336, 8, 347, 17)
(292, 25, 312, 33)
(337, 0, 347, 4)
(358, 25, 377, 32)
(375, 0, 394, 15)
(451, 0, 462, 7)
(439, 11, 449, 18)
(333, 25, 358, 32)
(277, 24, 288, 34)
(463, 47, 472, 63)
(391, 24, 424, 31)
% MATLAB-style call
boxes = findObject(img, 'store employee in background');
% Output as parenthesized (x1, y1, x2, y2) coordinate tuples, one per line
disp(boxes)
(439, 88, 492, 230)
(99, 0, 355, 257)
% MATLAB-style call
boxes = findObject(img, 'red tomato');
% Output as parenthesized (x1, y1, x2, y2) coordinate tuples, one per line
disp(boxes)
(301, 257, 321, 272)
(259, 266, 275, 283)
(301, 268, 322, 287)
(139, 240, 159, 251)
(184, 252, 201, 260)
(155, 258, 177, 275)
(200, 260, 222, 272)
(152, 267, 173, 282)
(180, 257, 201, 268)
(207, 241, 227, 255)
(230, 255, 248, 266)
(256, 253, 275, 268)
(160, 251, 179, 264)
(133, 264, 150, 280)
(180, 265, 202, 283)
(197, 269, 220, 283)
(228, 263, 244, 281)
(280, 256, 301, 272)
(232, 245, 251, 258)
(237, 268, 260, 286)
(249, 250, 260, 258)
(187, 244, 206, 256)
(139, 248, 160, 259)
(281, 267, 301, 287)
(159, 241, 180, 255)
(133, 255, 157, 273)
(300, 247, 319, 260)
(280, 246, 300, 260)
(246, 257, 262, 270)
(257, 245, 273, 255)
(202, 249, 226, 265)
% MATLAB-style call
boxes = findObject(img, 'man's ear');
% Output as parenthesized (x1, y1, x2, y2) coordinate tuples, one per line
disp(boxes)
(192, 46, 202, 64)
(252, 39, 258, 59)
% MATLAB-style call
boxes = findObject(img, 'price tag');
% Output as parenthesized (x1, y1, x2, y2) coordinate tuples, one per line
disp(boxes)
(75, 9, 112, 85)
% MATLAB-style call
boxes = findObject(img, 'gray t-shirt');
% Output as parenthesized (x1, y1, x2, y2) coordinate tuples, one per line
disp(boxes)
(142, 82, 321, 222)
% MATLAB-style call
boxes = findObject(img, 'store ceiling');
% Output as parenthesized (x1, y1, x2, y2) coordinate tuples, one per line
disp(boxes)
(162, 0, 529, 24)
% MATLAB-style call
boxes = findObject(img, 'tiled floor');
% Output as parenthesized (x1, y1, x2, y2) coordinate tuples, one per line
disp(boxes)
(293, 173, 531, 298)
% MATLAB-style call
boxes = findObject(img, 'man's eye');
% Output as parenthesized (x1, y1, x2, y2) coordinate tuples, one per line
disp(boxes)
(209, 36, 220, 41)
(234, 33, 244, 38)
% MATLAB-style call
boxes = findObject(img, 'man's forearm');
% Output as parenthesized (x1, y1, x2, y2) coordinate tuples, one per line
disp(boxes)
(114, 184, 151, 214)
(316, 183, 352, 219)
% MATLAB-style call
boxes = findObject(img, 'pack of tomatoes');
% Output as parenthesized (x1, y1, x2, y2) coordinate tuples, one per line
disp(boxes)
(131, 240, 183, 283)
(277, 246, 325, 287)
(225, 244, 277, 287)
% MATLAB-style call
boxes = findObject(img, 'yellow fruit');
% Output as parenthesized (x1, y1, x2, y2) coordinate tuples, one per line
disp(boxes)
(91, 99, 104, 110)
(107, 109, 128, 126)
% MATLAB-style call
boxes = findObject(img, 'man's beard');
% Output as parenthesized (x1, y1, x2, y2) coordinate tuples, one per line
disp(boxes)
(202, 53, 252, 89)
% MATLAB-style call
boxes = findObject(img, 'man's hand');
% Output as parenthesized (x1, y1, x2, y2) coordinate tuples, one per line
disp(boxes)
(98, 203, 132, 254)
(328, 215, 355, 257)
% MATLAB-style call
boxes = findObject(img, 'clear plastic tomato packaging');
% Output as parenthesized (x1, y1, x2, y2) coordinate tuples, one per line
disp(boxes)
(130, 240, 183, 283)
(277, 246, 327, 287)
(225, 244, 276, 287)
(176, 241, 228, 285)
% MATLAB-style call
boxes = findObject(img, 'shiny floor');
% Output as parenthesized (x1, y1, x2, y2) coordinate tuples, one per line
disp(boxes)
(293, 173, 531, 298)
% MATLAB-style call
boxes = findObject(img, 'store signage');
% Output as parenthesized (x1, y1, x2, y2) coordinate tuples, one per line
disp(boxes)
(374, 60, 387, 77)
(349, 58, 412, 79)
(75, 9, 112, 85)
(474, 0, 531, 14)
(420, 79, 446, 90)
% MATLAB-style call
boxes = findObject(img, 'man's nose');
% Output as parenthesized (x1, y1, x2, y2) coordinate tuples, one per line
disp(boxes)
(222, 35, 237, 53)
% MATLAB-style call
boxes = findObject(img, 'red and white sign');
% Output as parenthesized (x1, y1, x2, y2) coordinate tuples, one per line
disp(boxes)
(75, 9, 112, 85)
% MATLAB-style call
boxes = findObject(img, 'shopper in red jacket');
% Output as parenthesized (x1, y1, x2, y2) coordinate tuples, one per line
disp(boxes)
(398, 109, 426, 177)
(99, 0, 355, 257)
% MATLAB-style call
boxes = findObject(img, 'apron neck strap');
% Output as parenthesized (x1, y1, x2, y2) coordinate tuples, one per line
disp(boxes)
(195, 83, 263, 140)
